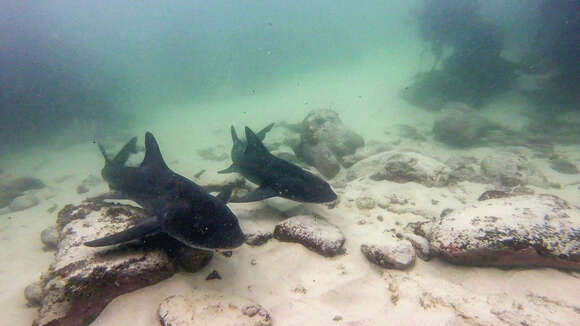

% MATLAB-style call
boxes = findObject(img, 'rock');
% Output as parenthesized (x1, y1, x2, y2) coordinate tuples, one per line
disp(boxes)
(296, 141, 341, 179)
(205, 270, 222, 280)
(446, 156, 486, 183)
(424, 194, 580, 269)
(478, 190, 510, 201)
(245, 231, 273, 246)
(361, 237, 416, 270)
(433, 106, 500, 147)
(9, 194, 40, 212)
(549, 158, 579, 174)
(24, 280, 43, 307)
(356, 196, 376, 210)
(341, 141, 392, 168)
(5, 176, 45, 192)
(481, 152, 548, 187)
(440, 208, 453, 217)
(294, 109, 364, 178)
(80, 175, 101, 187)
(34, 201, 176, 326)
(40, 225, 58, 249)
(274, 215, 345, 257)
(175, 247, 213, 273)
(347, 151, 450, 187)
(76, 185, 89, 194)
(197, 146, 228, 161)
(401, 233, 431, 261)
(396, 124, 426, 141)
(0, 188, 21, 209)
(158, 293, 272, 326)
(74, 175, 101, 194)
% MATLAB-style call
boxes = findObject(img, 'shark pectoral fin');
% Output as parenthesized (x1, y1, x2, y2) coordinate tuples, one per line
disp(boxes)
(84, 217, 161, 247)
(229, 186, 278, 203)
(216, 186, 234, 202)
(217, 164, 238, 174)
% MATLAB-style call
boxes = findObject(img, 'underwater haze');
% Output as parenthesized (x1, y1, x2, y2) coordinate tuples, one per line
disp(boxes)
(1, 1, 579, 326)
(1, 0, 415, 149)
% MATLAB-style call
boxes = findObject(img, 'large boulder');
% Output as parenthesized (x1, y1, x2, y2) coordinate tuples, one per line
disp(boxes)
(346, 151, 451, 187)
(422, 194, 580, 269)
(34, 201, 177, 326)
(294, 109, 364, 178)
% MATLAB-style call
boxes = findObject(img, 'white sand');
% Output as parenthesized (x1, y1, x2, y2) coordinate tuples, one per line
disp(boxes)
(1, 53, 580, 326)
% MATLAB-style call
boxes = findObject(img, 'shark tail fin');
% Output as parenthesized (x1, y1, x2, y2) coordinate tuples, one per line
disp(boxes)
(256, 123, 274, 141)
(84, 217, 161, 247)
(244, 127, 269, 154)
(98, 143, 112, 164)
(141, 132, 169, 170)
(112, 137, 138, 165)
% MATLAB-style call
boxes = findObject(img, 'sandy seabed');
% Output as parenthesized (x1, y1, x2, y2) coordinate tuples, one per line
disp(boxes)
(1, 52, 580, 326)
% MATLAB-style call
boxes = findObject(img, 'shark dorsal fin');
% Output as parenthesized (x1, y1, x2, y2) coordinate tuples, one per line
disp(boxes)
(112, 137, 138, 165)
(244, 127, 269, 154)
(231, 126, 241, 145)
(141, 132, 169, 170)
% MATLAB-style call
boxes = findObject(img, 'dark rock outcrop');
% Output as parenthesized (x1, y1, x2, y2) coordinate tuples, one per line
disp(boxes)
(34, 201, 178, 326)
(422, 194, 580, 269)
(274, 215, 345, 257)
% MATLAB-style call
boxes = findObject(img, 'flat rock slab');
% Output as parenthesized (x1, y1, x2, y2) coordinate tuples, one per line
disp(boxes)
(159, 293, 272, 326)
(274, 215, 345, 257)
(426, 194, 580, 269)
(481, 152, 549, 187)
(346, 151, 450, 187)
(34, 201, 176, 326)
(361, 236, 416, 270)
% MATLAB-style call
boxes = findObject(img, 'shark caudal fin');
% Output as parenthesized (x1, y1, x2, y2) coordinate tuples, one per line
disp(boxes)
(244, 127, 269, 154)
(112, 137, 138, 165)
(141, 132, 169, 170)
(256, 123, 274, 141)
(84, 217, 161, 247)
(98, 144, 111, 164)
(98, 137, 138, 166)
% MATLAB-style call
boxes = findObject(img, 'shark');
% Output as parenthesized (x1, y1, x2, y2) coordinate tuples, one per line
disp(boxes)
(84, 132, 246, 250)
(219, 126, 337, 203)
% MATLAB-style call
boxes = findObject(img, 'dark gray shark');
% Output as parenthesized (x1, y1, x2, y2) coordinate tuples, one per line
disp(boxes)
(219, 126, 337, 203)
(84, 132, 246, 250)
